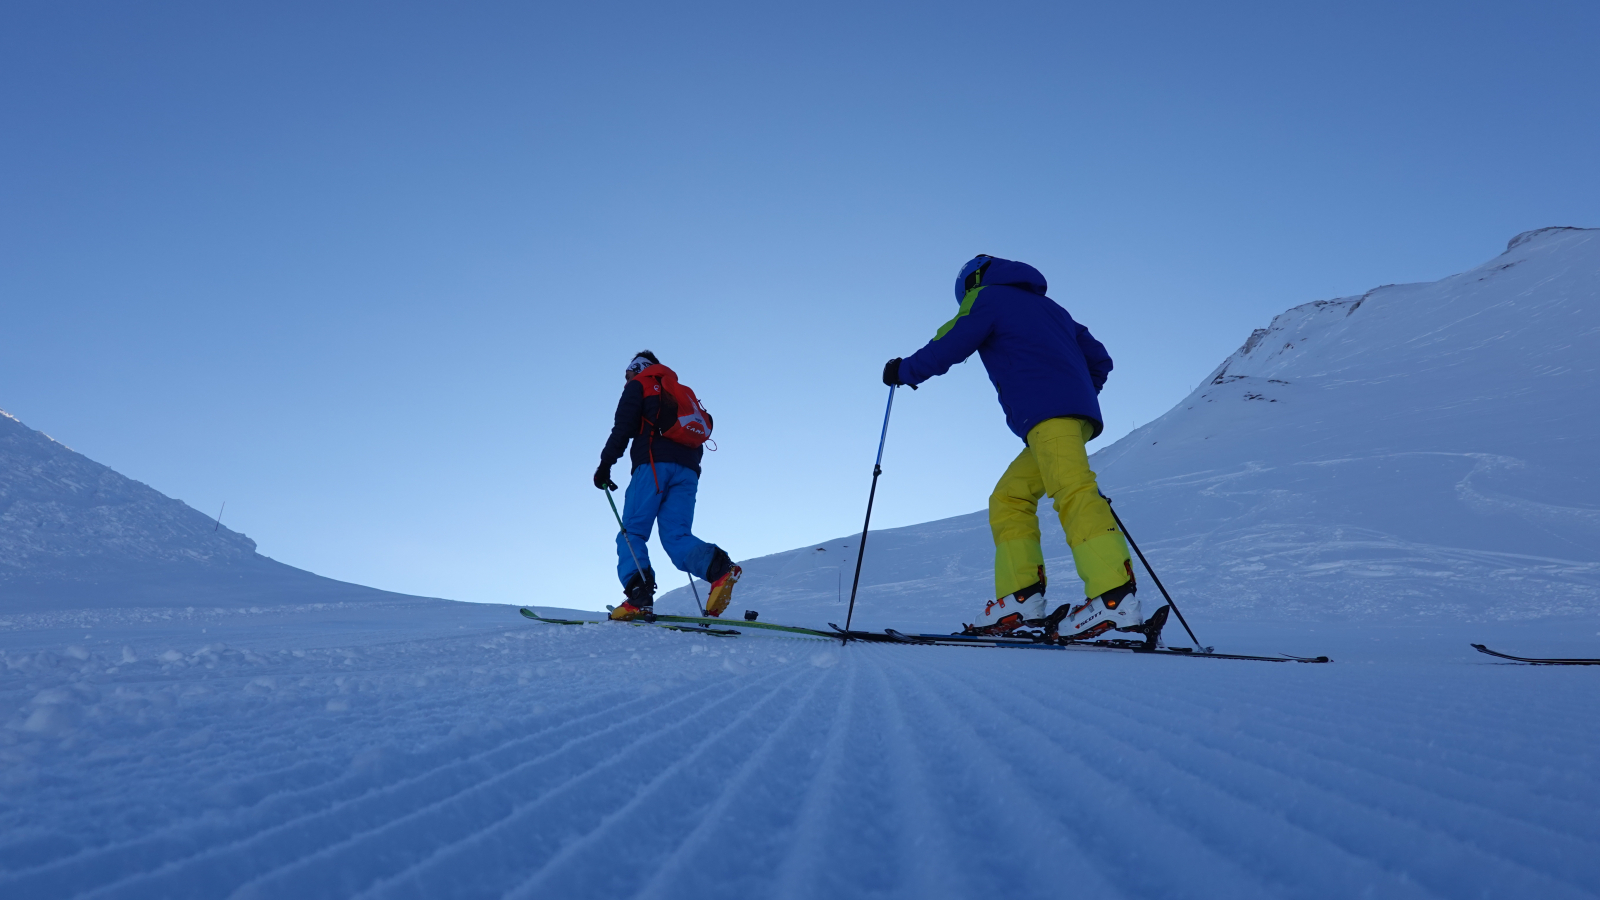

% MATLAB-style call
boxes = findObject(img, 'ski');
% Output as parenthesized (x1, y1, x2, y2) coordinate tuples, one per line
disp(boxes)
(829, 623, 906, 643)
(884, 628, 1035, 645)
(990, 640, 1328, 662)
(1471, 644, 1600, 665)
(521, 609, 1327, 661)
(852, 625, 1328, 662)
(519, 608, 740, 636)
(650, 614, 837, 639)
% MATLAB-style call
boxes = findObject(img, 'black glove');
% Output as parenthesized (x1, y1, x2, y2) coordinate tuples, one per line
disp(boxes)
(882, 358, 917, 389)
(594, 463, 617, 491)
(882, 358, 903, 386)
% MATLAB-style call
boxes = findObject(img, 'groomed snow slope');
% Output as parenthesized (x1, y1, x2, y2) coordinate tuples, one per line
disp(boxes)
(5, 228, 1600, 899)
(4, 604, 1600, 899)
(661, 227, 1600, 633)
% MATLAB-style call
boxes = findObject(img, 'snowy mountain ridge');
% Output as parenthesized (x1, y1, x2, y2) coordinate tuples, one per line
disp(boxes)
(0, 407, 257, 571)
(0, 408, 435, 611)
(660, 226, 1600, 631)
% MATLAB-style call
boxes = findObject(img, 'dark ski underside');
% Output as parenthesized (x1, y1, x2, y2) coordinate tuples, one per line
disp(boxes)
(1471, 644, 1600, 665)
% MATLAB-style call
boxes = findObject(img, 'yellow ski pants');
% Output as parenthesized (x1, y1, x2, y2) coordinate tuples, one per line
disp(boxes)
(989, 417, 1132, 601)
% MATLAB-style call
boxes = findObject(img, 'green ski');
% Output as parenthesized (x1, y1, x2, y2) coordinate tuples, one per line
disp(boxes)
(650, 614, 837, 640)
(519, 607, 740, 636)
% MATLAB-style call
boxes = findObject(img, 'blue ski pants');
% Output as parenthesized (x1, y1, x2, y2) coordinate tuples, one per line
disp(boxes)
(616, 462, 718, 585)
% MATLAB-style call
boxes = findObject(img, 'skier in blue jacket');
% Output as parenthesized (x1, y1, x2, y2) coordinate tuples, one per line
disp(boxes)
(884, 255, 1150, 642)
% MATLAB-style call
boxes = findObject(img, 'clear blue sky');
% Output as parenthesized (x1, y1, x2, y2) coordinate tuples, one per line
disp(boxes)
(3, 1, 1596, 609)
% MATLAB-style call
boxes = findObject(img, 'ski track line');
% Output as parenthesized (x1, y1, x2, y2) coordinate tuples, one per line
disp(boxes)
(872, 649, 1126, 900)
(919, 652, 1424, 899)
(1009, 667, 1548, 899)
(649, 643, 870, 896)
(1107, 665, 1600, 845)
(775, 646, 914, 899)
(989, 657, 1592, 899)
(765, 647, 860, 900)
(876, 652, 1154, 899)
(1080, 663, 1600, 882)
(241, 664, 805, 900)
(868, 650, 982, 900)
(341, 663, 810, 900)
(0, 672, 617, 883)
(1171, 681, 1600, 852)
(1, 629, 692, 877)
(136, 666, 742, 900)
(0, 638, 615, 863)
(1155, 663, 1600, 779)
(902, 651, 1299, 900)
(41, 665, 731, 899)
(604, 650, 844, 896)
(1123, 684, 1600, 893)
(498, 661, 838, 899)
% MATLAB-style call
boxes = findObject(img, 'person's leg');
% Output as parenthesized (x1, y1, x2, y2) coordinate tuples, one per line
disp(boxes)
(654, 464, 716, 577)
(990, 445, 1047, 601)
(616, 470, 661, 587)
(1026, 417, 1132, 599)
(653, 463, 740, 614)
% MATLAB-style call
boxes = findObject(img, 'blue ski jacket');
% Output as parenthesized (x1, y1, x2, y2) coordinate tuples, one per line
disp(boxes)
(899, 257, 1113, 441)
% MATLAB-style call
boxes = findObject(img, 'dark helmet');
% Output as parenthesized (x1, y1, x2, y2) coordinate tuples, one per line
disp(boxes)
(954, 255, 996, 302)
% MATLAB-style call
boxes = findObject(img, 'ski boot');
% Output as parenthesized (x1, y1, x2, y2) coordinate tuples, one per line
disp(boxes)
(611, 568, 657, 621)
(704, 549, 741, 618)
(1046, 578, 1139, 643)
(961, 572, 1047, 637)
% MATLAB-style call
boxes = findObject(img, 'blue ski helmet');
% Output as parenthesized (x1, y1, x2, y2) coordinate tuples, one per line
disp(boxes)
(954, 255, 995, 302)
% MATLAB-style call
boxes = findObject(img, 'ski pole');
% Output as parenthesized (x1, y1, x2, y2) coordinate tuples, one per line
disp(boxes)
(607, 483, 701, 615)
(604, 486, 648, 586)
(685, 572, 707, 617)
(1100, 493, 1209, 652)
(843, 384, 898, 638)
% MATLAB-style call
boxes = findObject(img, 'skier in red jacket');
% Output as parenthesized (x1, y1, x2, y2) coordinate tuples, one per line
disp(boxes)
(595, 351, 740, 620)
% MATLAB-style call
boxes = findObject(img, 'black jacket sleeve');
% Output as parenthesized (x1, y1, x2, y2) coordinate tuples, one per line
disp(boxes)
(600, 380, 644, 467)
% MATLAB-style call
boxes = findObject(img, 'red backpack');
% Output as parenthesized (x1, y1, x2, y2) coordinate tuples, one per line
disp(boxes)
(629, 364, 712, 447)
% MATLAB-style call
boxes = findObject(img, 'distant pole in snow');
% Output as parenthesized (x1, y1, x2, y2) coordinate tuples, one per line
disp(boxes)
(213, 501, 226, 532)
(844, 384, 898, 637)
(1101, 493, 1208, 652)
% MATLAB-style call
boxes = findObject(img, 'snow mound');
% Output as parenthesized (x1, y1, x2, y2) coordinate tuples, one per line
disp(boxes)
(0, 410, 437, 611)
(0, 409, 257, 570)
(663, 227, 1600, 631)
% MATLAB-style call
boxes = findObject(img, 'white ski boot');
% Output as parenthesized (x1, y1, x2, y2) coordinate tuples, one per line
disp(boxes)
(1047, 581, 1140, 643)
(961, 583, 1046, 636)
